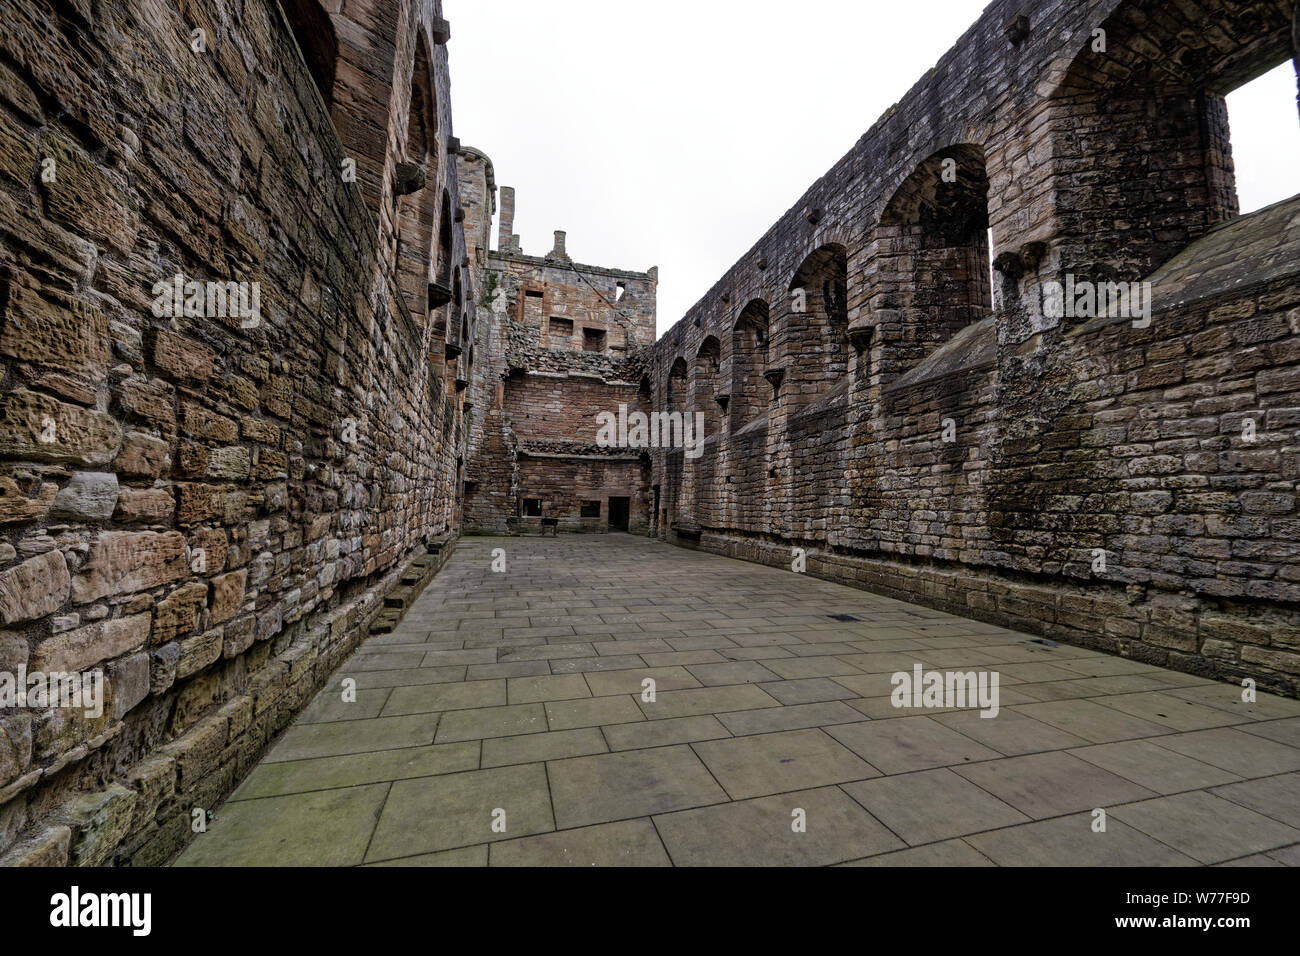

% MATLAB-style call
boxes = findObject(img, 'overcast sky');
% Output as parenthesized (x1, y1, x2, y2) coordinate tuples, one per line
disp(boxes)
(447, 1, 1300, 336)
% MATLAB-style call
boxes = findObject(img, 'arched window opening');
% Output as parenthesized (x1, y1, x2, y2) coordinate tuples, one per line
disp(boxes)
(1045, 0, 1296, 283)
(872, 146, 990, 384)
(406, 35, 435, 164)
(394, 34, 437, 326)
(693, 336, 721, 440)
(428, 192, 455, 330)
(782, 244, 848, 408)
(279, 0, 338, 109)
(731, 299, 769, 428)
(667, 357, 688, 407)
(436, 190, 454, 286)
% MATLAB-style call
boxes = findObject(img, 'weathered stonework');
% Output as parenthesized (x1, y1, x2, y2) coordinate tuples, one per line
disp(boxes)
(647, 0, 1300, 697)
(1, 0, 1298, 868)
(0, 0, 480, 865)
(459, 170, 659, 534)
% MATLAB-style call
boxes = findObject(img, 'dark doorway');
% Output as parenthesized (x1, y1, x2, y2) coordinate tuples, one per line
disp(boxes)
(608, 497, 630, 532)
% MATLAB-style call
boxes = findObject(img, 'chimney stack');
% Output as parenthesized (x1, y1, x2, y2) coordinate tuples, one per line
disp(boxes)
(550, 230, 568, 260)
(497, 186, 516, 252)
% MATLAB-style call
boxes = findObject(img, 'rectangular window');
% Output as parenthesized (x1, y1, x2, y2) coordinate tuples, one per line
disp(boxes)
(549, 317, 573, 336)
(523, 290, 544, 327)
(522, 498, 542, 517)
(583, 328, 607, 352)
(580, 500, 601, 518)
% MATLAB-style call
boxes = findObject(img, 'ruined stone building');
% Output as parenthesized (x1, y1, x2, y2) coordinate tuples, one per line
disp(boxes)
(0, 0, 1298, 866)
(649, 0, 1300, 699)
(455, 174, 659, 536)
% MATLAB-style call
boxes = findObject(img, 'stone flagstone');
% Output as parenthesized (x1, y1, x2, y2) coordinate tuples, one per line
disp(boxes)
(176, 537, 1300, 867)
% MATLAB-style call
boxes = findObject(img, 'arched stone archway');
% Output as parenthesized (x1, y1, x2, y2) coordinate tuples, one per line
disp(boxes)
(1037, 0, 1295, 295)
(730, 299, 769, 430)
(870, 144, 991, 385)
(776, 244, 848, 412)
(394, 34, 438, 327)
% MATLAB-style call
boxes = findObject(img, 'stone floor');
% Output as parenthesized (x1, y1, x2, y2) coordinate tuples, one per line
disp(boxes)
(175, 535, 1300, 867)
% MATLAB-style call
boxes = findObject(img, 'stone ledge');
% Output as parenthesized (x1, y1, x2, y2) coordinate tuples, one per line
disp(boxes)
(369, 545, 454, 635)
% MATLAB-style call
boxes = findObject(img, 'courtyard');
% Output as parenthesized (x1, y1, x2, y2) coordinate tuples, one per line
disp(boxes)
(176, 536, 1300, 867)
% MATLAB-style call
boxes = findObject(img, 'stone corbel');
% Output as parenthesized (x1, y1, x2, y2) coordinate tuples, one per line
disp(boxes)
(992, 250, 1025, 280)
(847, 316, 875, 351)
(993, 241, 1048, 282)
(394, 162, 426, 196)
(428, 281, 453, 309)
(1020, 241, 1048, 269)
(763, 367, 785, 400)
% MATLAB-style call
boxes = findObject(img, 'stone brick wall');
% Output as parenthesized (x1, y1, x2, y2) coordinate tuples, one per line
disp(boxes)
(456, 147, 502, 532)
(649, 0, 1300, 697)
(3, 0, 1297, 870)
(462, 182, 657, 533)
(0, 0, 479, 864)
(513, 457, 650, 535)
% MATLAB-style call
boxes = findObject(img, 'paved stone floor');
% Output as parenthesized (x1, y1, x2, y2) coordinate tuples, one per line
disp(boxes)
(176, 535, 1300, 867)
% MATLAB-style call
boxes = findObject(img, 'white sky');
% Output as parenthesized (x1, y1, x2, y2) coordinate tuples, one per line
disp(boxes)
(447, 1, 1300, 337)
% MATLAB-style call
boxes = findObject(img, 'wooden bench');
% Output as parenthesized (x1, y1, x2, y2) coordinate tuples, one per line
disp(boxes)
(540, 517, 559, 536)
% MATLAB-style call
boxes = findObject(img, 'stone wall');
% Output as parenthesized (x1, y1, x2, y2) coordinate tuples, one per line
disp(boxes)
(0, 0, 480, 864)
(649, 0, 1300, 697)
(462, 179, 658, 534)
(455, 146, 502, 532)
